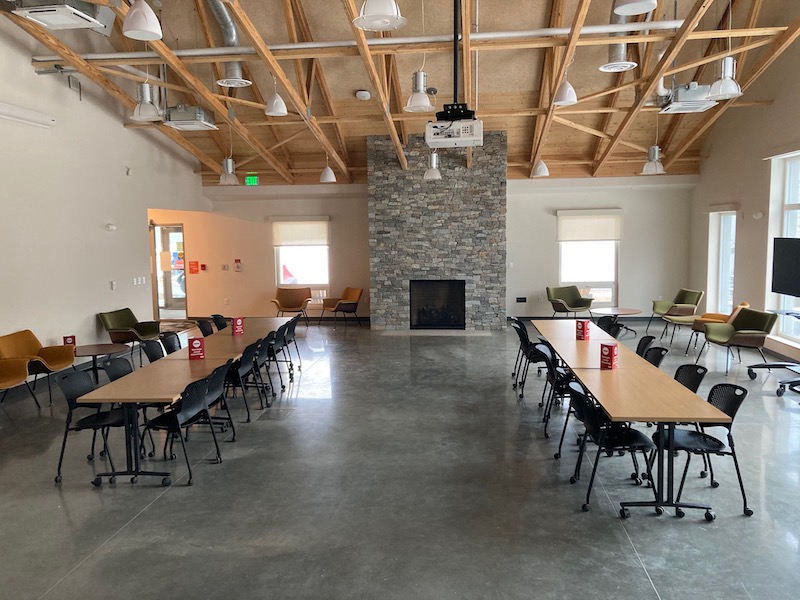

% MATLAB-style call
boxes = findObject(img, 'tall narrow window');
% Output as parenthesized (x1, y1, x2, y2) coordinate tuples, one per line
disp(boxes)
(557, 210, 621, 306)
(272, 218, 330, 287)
(707, 211, 736, 313)
(779, 158, 800, 339)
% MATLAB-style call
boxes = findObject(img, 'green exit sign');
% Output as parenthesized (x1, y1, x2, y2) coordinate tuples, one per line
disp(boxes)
(244, 174, 259, 186)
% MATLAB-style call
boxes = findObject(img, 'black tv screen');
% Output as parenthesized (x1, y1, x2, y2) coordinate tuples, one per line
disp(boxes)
(772, 238, 800, 297)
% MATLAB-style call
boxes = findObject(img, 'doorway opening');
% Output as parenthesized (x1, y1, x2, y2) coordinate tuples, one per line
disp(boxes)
(152, 224, 187, 320)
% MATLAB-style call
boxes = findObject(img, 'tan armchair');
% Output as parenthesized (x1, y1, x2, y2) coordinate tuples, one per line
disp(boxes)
(0, 329, 75, 407)
(271, 287, 313, 325)
(318, 287, 364, 328)
(0, 358, 33, 406)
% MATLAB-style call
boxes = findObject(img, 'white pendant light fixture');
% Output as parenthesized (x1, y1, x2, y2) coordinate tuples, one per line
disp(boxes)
(130, 82, 162, 122)
(353, 0, 407, 31)
(553, 79, 577, 106)
(123, 0, 162, 41)
(641, 145, 665, 175)
(265, 74, 288, 117)
(532, 159, 550, 178)
(219, 158, 240, 186)
(613, 0, 658, 17)
(423, 151, 442, 181)
(708, 2, 743, 101)
(405, 70, 435, 113)
(320, 155, 336, 183)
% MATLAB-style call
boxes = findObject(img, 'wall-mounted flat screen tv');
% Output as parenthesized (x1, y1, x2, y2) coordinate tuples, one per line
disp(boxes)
(772, 237, 800, 298)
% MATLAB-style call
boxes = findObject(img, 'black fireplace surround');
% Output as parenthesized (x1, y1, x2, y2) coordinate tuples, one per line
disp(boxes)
(409, 280, 466, 329)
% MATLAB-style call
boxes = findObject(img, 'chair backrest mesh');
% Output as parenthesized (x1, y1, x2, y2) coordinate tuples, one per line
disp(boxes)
(197, 320, 214, 337)
(643, 346, 668, 368)
(211, 314, 228, 330)
(54, 370, 94, 411)
(101, 357, 133, 382)
(160, 332, 181, 354)
(142, 340, 164, 363)
(176, 379, 210, 427)
(636, 335, 655, 357)
(707, 383, 748, 428)
(674, 364, 707, 393)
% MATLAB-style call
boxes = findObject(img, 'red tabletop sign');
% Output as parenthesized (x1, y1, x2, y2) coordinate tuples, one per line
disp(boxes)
(576, 319, 591, 340)
(188, 337, 205, 359)
(600, 342, 618, 370)
(63, 335, 76, 346)
(231, 317, 244, 336)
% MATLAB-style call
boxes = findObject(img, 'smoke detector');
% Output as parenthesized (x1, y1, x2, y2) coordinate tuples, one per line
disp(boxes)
(355, 90, 371, 101)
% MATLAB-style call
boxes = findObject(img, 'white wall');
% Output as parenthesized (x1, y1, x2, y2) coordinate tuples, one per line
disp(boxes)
(507, 177, 697, 317)
(0, 20, 207, 347)
(205, 184, 371, 316)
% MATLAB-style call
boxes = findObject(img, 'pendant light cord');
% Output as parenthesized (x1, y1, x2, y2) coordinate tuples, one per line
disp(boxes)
(419, 0, 426, 71)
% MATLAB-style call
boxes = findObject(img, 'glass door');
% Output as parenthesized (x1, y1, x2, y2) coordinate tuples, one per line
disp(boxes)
(153, 225, 186, 319)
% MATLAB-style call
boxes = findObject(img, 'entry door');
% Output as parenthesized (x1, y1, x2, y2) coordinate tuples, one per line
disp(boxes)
(153, 225, 186, 319)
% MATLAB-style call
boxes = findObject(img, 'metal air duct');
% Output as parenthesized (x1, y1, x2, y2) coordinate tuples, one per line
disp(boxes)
(599, 1, 638, 73)
(206, 0, 251, 88)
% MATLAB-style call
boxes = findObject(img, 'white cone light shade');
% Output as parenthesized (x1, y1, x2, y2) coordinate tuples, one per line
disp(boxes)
(320, 165, 336, 183)
(708, 56, 743, 101)
(641, 145, 665, 175)
(219, 158, 240, 186)
(532, 159, 550, 178)
(405, 71, 435, 113)
(423, 152, 442, 181)
(131, 82, 161, 122)
(265, 92, 288, 117)
(613, 0, 658, 16)
(123, 0, 162, 41)
(553, 79, 577, 106)
(353, 0, 407, 31)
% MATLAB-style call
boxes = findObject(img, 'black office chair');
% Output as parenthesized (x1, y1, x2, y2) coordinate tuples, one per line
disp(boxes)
(652, 383, 752, 518)
(643, 346, 668, 368)
(197, 320, 214, 337)
(53, 370, 124, 485)
(160, 332, 181, 355)
(596, 316, 623, 338)
(252, 333, 276, 404)
(198, 360, 235, 444)
(141, 378, 220, 486)
(211, 314, 228, 330)
(510, 318, 546, 398)
(636, 335, 656, 357)
(225, 340, 263, 423)
(283, 315, 302, 371)
(569, 382, 657, 512)
(142, 340, 165, 363)
(674, 364, 708, 393)
(536, 341, 574, 439)
(101, 357, 133, 382)
(268, 325, 293, 389)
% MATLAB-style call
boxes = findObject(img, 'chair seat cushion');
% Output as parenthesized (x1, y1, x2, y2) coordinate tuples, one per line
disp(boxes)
(74, 408, 125, 430)
(600, 426, 657, 451)
(652, 428, 726, 453)
(663, 315, 698, 326)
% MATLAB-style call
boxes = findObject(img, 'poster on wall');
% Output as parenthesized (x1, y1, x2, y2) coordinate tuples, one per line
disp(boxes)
(188, 261, 200, 274)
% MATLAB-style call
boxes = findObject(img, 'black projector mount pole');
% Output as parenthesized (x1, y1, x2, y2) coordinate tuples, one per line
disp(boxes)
(435, 0, 475, 122)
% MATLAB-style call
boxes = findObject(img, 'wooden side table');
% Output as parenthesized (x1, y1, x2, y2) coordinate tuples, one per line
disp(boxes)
(74, 343, 131, 384)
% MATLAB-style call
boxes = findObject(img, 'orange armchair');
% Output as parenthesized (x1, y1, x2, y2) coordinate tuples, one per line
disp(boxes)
(0, 358, 32, 406)
(318, 287, 364, 328)
(0, 329, 75, 407)
(271, 287, 313, 325)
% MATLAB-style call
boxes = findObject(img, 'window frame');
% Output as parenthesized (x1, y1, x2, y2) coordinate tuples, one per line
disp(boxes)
(271, 217, 331, 289)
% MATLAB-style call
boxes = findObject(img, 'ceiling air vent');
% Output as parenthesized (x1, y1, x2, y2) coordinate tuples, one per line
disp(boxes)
(659, 83, 719, 114)
(164, 105, 218, 131)
(12, 0, 105, 29)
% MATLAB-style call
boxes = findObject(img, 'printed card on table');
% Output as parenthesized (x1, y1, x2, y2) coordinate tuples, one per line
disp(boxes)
(600, 343, 618, 370)
(232, 317, 244, 336)
(188, 337, 205, 360)
(576, 319, 591, 340)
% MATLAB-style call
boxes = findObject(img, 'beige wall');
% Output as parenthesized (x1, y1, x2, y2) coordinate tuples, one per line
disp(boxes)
(204, 185, 371, 317)
(507, 177, 697, 317)
(0, 20, 207, 347)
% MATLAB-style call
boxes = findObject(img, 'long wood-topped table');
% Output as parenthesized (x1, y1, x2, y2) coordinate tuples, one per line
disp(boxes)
(78, 316, 291, 485)
(532, 319, 730, 518)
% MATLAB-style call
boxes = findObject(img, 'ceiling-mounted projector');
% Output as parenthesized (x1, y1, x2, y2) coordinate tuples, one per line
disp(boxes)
(425, 119, 483, 148)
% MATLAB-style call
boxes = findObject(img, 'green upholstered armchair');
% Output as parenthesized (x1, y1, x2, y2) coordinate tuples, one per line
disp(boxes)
(699, 308, 778, 374)
(546, 286, 593, 318)
(646, 288, 704, 333)
(98, 308, 160, 366)
(0, 330, 75, 407)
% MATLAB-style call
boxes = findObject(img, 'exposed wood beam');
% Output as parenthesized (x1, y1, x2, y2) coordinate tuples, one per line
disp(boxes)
(194, 0, 225, 87)
(3, 12, 222, 175)
(530, 0, 591, 178)
(733, 0, 764, 77)
(461, 0, 473, 108)
(592, 71, 626, 162)
(530, 0, 564, 172)
(282, 0, 309, 106)
(554, 115, 647, 153)
(235, 129, 310, 168)
(388, 55, 409, 146)
(665, 15, 800, 170)
(241, 63, 295, 164)
(593, 0, 716, 176)
(341, 0, 407, 170)
(220, 0, 349, 181)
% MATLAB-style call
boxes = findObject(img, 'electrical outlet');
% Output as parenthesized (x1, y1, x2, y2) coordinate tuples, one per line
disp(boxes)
(110, 280, 116, 291)
(516, 297, 527, 303)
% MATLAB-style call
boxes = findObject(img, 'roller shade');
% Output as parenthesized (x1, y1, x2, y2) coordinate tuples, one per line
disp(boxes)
(272, 219, 329, 246)
(557, 210, 622, 241)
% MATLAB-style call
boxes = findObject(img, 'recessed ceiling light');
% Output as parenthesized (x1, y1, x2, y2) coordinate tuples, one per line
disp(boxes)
(355, 90, 371, 101)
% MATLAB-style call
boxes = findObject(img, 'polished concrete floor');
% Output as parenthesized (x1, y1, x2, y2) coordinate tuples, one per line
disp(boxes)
(2, 321, 800, 599)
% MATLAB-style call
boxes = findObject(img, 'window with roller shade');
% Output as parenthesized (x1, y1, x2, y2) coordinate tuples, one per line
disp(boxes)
(557, 210, 621, 306)
(778, 157, 800, 339)
(272, 218, 330, 286)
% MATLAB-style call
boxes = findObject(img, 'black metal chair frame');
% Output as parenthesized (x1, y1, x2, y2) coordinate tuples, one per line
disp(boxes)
(635, 335, 655, 358)
(160, 332, 181, 355)
(225, 340, 264, 422)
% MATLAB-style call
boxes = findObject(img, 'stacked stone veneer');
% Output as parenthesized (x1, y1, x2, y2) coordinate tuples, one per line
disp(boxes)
(367, 132, 507, 330)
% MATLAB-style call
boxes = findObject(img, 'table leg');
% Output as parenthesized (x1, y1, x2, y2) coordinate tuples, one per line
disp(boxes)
(91, 356, 100, 384)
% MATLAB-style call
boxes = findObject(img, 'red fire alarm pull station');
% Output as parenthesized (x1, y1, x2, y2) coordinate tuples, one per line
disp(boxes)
(234, 258, 242, 272)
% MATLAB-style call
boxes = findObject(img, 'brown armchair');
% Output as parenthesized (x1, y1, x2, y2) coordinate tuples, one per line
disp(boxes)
(318, 287, 364, 328)
(271, 287, 313, 325)
(0, 330, 75, 407)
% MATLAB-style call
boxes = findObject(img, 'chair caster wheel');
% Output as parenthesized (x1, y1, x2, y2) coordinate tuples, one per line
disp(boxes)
(148, 451, 155, 458)
(272, 392, 277, 398)
(130, 476, 138, 484)
(744, 507, 754, 517)
(581, 503, 590, 512)
(641, 472, 649, 480)
(109, 477, 116, 485)
(620, 508, 630, 519)
(704, 511, 716, 522)
(634, 478, 642, 486)
(512, 384, 517, 390)
(215, 457, 222, 464)
(544, 432, 550, 439)
(569, 476, 577, 484)
(162, 477, 171, 487)
(699, 470, 708, 478)
(554, 452, 560, 459)
(281, 385, 286, 391)
(655, 506, 664, 515)
(91, 477, 101, 487)
(99, 450, 106, 457)
(747, 368, 757, 380)
(630, 472, 638, 481)
(187, 478, 193, 486)
(711, 480, 720, 488)
(86, 453, 94, 461)
(617, 450, 625, 456)
(777, 386, 785, 397)
(54, 475, 62, 483)
(675, 508, 685, 518)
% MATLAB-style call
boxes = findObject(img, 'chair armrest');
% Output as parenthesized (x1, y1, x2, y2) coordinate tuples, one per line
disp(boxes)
(703, 322, 736, 344)
(575, 297, 593, 309)
(270, 299, 283, 310)
(334, 300, 359, 312)
(134, 321, 160, 338)
(652, 299, 674, 314)
(37, 346, 75, 369)
(0, 358, 30, 387)
(108, 327, 154, 343)
(322, 298, 342, 310)
(549, 299, 570, 313)
(665, 304, 697, 317)
(728, 331, 769, 349)
(700, 312, 728, 322)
